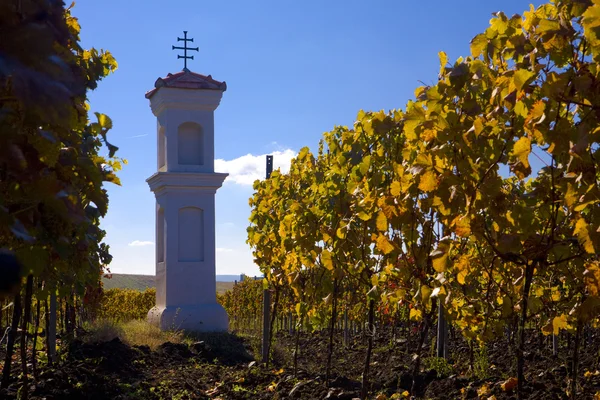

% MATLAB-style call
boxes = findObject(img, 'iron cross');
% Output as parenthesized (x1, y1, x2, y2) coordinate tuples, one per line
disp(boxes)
(172, 31, 199, 71)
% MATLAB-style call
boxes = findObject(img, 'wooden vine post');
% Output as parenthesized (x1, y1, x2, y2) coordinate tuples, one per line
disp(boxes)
(261, 155, 273, 364)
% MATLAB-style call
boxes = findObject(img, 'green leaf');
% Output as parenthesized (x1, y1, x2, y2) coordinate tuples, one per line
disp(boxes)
(95, 112, 113, 129)
(470, 33, 488, 58)
(16, 247, 49, 276)
(367, 285, 380, 301)
(449, 63, 470, 89)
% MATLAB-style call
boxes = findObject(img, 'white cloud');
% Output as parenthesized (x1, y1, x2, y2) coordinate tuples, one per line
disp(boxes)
(128, 240, 154, 247)
(215, 149, 296, 185)
(216, 247, 234, 253)
(127, 134, 149, 139)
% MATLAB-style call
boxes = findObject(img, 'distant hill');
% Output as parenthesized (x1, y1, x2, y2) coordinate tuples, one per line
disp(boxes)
(103, 274, 155, 291)
(216, 275, 242, 282)
(102, 274, 234, 294)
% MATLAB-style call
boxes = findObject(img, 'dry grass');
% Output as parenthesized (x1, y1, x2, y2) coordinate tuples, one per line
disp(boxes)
(84, 319, 187, 350)
(84, 319, 123, 343)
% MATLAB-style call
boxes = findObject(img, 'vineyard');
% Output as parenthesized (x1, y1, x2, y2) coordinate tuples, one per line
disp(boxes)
(1, 0, 600, 399)
(242, 1, 600, 399)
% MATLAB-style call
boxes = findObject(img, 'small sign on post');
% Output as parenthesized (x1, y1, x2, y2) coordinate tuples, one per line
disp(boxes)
(266, 155, 273, 179)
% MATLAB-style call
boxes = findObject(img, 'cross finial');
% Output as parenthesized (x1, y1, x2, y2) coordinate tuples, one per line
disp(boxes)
(172, 31, 199, 71)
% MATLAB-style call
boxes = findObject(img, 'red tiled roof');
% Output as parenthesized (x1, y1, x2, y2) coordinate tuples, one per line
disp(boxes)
(145, 70, 227, 99)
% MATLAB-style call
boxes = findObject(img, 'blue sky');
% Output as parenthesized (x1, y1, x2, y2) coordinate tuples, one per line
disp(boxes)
(73, 0, 544, 276)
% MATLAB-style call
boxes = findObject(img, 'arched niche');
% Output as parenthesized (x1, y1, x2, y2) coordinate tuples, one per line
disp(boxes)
(178, 206, 204, 262)
(158, 126, 166, 170)
(157, 206, 165, 263)
(177, 122, 204, 166)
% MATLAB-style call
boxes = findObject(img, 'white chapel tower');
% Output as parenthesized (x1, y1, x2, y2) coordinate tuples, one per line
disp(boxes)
(145, 36, 229, 331)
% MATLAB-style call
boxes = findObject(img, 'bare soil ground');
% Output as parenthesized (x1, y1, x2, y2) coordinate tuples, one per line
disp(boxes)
(1, 327, 600, 399)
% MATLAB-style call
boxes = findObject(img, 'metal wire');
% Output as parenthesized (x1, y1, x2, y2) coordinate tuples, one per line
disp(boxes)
(0, 326, 11, 346)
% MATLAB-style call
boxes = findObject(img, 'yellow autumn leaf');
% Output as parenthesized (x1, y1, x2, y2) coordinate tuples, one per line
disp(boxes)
(409, 308, 422, 321)
(438, 51, 448, 75)
(457, 270, 467, 285)
(552, 314, 569, 335)
(371, 274, 379, 287)
(432, 254, 447, 273)
(473, 117, 484, 136)
(506, 211, 515, 225)
(376, 234, 394, 255)
(418, 170, 437, 192)
(376, 211, 388, 232)
(390, 181, 401, 196)
(321, 250, 334, 271)
(584, 262, 600, 296)
(433, 195, 450, 216)
(541, 320, 553, 336)
(452, 215, 471, 237)
(431, 242, 449, 273)
(575, 200, 600, 212)
(551, 286, 561, 302)
(525, 100, 545, 126)
(512, 69, 535, 91)
(477, 384, 490, 397)
(455, 255, 469, 285)
(512, 136, 531, 169)
(574, 218, 596, 254)
(358, 211, 371, 221)
(421, 285, 432, 303)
